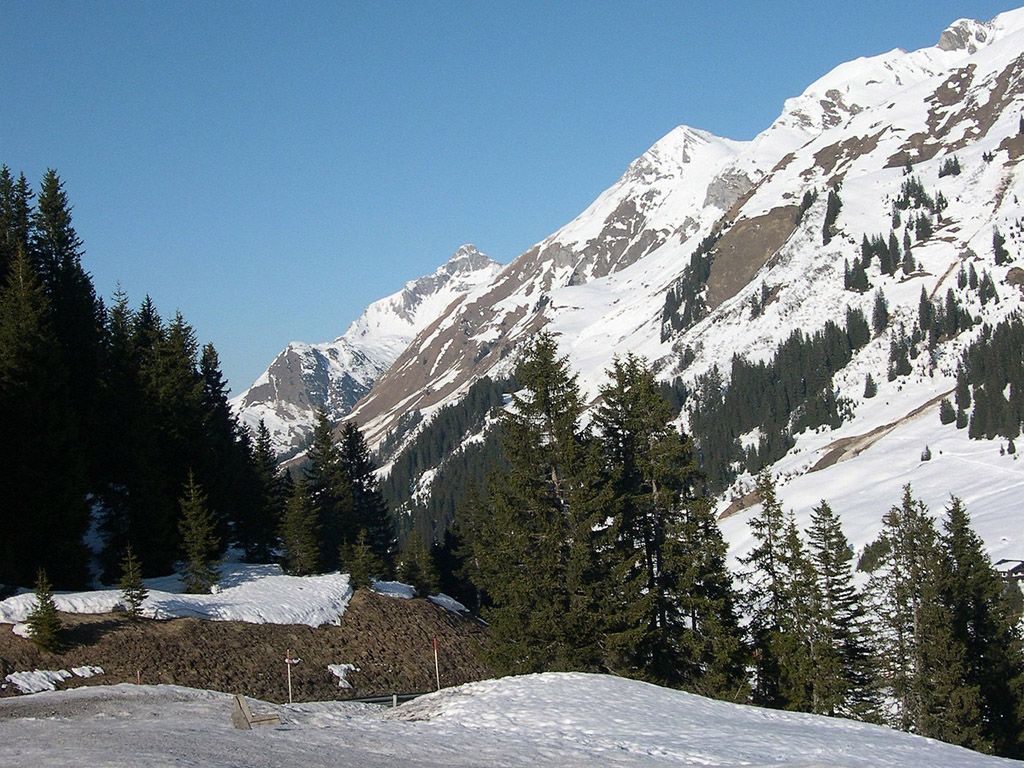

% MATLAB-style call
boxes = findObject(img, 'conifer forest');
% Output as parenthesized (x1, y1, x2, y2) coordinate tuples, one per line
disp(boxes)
(2, 167, 1024, 760)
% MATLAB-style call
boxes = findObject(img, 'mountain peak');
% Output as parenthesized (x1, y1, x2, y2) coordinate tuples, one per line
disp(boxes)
(443, 244, 501, 274)
(937, 17, 992, 53)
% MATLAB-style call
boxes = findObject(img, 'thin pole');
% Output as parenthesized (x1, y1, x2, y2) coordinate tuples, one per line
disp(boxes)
(433, 637, 440, 691)
(286, 649, 293, 704)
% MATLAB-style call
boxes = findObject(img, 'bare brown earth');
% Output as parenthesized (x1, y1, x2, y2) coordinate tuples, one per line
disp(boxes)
(0, 589, 492, 704)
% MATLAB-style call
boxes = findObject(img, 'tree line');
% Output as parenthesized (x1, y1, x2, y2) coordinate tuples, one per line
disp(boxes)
(0, 166, 398, 593)
(447, 333, 1024, 758)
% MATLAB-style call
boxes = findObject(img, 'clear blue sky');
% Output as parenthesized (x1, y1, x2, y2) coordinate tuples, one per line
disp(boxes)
(2, 1, 1015, 392)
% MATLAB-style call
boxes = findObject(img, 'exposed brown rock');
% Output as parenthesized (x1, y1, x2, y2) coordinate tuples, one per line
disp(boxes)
(705, 206, 800, 311)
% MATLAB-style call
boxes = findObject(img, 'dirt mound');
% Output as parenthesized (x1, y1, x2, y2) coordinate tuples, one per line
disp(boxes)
(0, 589, 492, 703)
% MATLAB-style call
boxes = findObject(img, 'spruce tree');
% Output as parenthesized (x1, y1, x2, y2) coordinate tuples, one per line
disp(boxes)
(872, 290, 889, 335)
(304, 409, 353, 571)
(280, 479, 320, 576)
(675, 496, 748, 700)
(236, 419, 281, 562)
(596, 353, 731, 688)
(397, 531, 440, 596)
(807, 501, 878, 719)
(339, 421, 395, 572)
(937, 497, 1024, 756)
(26, 569, 63, 652)
(118, 543, 148, 620)
(772, 512, 817, 711)
(739, 471, 792, 707)
(865, 485, 939, 732)
(344, 529, 384, 589)
(0, 250, 89, 588)
(177, 470, 221, 593)
(0, 166, 34, 279)
(467, 332, 606, 674)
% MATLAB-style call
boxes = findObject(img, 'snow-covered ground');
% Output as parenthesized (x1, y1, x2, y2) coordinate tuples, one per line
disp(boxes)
(0, 673, 1014, 767)
(0, 562, 353, 629)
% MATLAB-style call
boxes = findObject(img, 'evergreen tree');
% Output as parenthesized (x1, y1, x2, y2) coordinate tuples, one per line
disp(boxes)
(118, 543, 148, 620)
(26, 568, 63, 652)
(0, 250, 89, 588)
(597, 353, 733, 688)
(236, 419, 281, 562)
(807, 501, 878, 719)
(940, 397, 956, 425)
(772, 511, 817, 711)
(872, 290, 889, 335)
(28, 169, 104, 484)
(177, 471, 221, 593)
(0, 166, 33, 279)
(739, 472, 795, 707)
(339, 421, 395, 572)
(936, 497, 1024, 756)
(467, 332, 606, 674)
(994, 227, 1011, 266)
(279, 479, 320, 576)
(822, 188, 842, 245)
(344, 529, 384, 589)
(304, 409, 354, 571)
(864, 373, 878, 399)
(397, 530, 440, 596)
(675, 496, 748, 700)
(865, 485, 939, 732)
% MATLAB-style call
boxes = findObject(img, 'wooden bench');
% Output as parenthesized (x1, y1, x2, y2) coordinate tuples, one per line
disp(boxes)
(231, 694, 281, 729)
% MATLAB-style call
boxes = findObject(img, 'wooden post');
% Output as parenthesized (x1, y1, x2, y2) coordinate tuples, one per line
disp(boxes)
(433, 637, 440, 691)
(286, 649, 293, 704)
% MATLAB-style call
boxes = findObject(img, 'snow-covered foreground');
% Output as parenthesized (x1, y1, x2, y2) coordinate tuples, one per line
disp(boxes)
(0, 673, 1013, 767)
(0, 562, 353, 629)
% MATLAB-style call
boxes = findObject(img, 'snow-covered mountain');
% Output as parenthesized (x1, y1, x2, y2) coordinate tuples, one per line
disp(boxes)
(231, 245, 501, 459)
(344, 9, 1024, 558)
(240, 9, 1024, 564)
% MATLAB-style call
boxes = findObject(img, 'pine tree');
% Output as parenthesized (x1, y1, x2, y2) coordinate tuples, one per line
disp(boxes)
(29, 170, 104, 486)
(397, 531, 440, 596)
(339, 421, 395, 572)
(304, 409, 354, 571)
(596, 354, 721, 687)
(807, 501, 878, 719)
(118, 543, 148, 620)
(344, 529, 384, 589)
(0, 166, 34, 279)
(0, 250, 89, 588)
(467, 332, 605, 674)
(26, 569, 63, 652)
(739, 471, 791, 706)
(773, 512, 817, 711)
(936, 497, 1024, 756)
(675, 496, 748, 700)
(864, 373, 878, 399)
(822, 188, 842, 245)
(236, 419, 281, 562)
(872, 290, 889, 335)
(280, 479, 321, 576)
(865, 485, 940, 732)
(940, 397, 956, 425)
(177, 470, 221, 593)
(994, 227, 1011, 266)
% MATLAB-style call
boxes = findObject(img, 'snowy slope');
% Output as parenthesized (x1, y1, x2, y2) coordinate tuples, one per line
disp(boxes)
(341, 8, 1024, 567)
(231, 245, 501, 458)
(0, 673, 1014, 767)
(0, 562, 353, 628)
